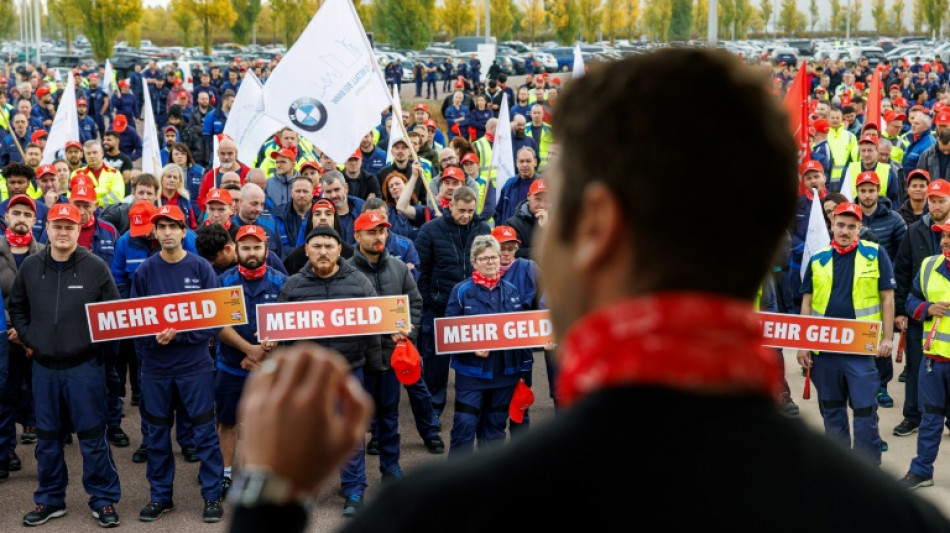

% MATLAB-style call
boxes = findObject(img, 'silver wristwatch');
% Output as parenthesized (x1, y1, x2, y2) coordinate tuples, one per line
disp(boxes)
(227, 469, 312, 508)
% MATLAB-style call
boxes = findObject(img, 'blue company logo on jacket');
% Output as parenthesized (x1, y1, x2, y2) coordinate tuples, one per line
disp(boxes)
(217, 266, 286, 377)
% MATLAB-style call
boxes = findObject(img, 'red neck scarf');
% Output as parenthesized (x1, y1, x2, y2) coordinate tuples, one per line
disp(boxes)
(556, 293, 781, 407)
(239, 264, 267, 280)
(204, 218, 232, 231)
(82, 216, 96, 229)
(5, 227, 31, 247)
(472, 270, 499, 290)
(485, 133, 494, 143)
(439, 195, 451, 209)
(804, 188, 826, 202)
(830, 239, 859, 255)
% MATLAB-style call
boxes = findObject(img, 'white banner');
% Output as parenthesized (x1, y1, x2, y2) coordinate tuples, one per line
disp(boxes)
(42, 72, 79, 165)
(223, 70, 283, 165)
(385, 84, 404, 164)
(492, 93, 516, 202)
(103, 59, 116, 96)
(140, 76, 163, 176)
(262, 0, 390, 162)
(573, 44, 586, 78)
(801, 188, 831, 280)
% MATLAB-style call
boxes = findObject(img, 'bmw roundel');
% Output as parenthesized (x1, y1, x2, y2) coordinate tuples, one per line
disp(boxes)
(288, 97, 328, 132)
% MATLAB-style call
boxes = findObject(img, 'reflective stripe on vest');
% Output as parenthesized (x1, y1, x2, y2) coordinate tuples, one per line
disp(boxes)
(809, 241, 883, 323)
(827, 128, 854, 182)
(754, 286, 762, 311)
(846, 161, 892, 198)
(473, 137, 496, 182)
(920, 254, 950, 358)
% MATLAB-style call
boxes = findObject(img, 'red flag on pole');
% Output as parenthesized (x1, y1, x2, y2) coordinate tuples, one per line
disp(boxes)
(866, 69, 882, 131)
(782, 61, 810, 194)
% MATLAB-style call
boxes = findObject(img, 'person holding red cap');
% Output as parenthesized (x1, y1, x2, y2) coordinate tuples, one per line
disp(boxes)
(215, 225, 287, 499)
(917, 118, 950, 183)
(827, 107, 858, 187)
(444, 91, 471, 141)
(131, 205, 226, 523)
(841, 135, 900, 206)
(10, 202, 123, 527)
(799, 201, 895, 463)
(347, 211, 425, 479)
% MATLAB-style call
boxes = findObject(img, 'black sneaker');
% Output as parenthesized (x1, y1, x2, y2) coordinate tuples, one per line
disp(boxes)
(424, 436, 445, 454)
(203, 500, 223, 523)
(92, 504, 119, 528)
(342, 495, 363, 518)
(894, 419, 920, 436)
(9, 451, 21, 471)
(366, 437, 380, 455)
(23, 504, 66, 526)
(107, 427, 130, 447)
(21, 426, 36, 444)
(381, 470, 403, 482)
(181, 445, 199, 463)
(132, 445, 148, 463)
(62, 434, 73, 446)
(899, 369, 908, 382)
(130, 394, 140, 406)
(899, 472, 934, 490)
(0, 469, 8, 480)
(138, 501, 173, 522)
(220, 476, 232, 501)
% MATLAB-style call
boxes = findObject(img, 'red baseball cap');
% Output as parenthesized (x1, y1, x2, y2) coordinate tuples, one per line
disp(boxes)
(854, 81, 866, 91)
(151, 204, 185, 225)
(858, 135, 879, 146)
(440, 166, 464, 184)
(177, 90, 188, 100)
(929, 179, 950, 198)
(129, 201, 157, 237)
(65, 140, 83, 152)
(893, 97, 910, 108)
(76, 98, 87, 106)
(35, 164, 56, 178)
(884, 110, 907, 123)
(117, 79, 129, 88)
(907, 168, 931, 185)
(812, 119, 830, 134)
(391, 340, 421, 386)
(35, 86, 49, 98)
(235, 224, 267, 242)
(47, 203, 81, 224)
(492, 225, 521, 244)
(70, 182, 97, 204)
(113, 114, 128, 133)
(861, 121, 879, 133)
(353, 212, 391, 232)
(855, 171, 880, 188)
(311, 198, 336, 214)
(299, 160, 322, 173)
(889, 83, 901, 91)
(833, 202, 863, 221)
(205, 188, 234, 206)
(509, 379, 535, 424)
(937, 112, 950, 126)
(270, 146, 297, 161)
(414, 103, 429, 113)
(461, 153, 479, 165)
(348, 149, 362, 160)
(800, 159, 824, 176)
(31, 130, 47, 143)
(423, 119, 437, 129)
(8, 194, 35, 213)
(840, 97, 852, 107)
(936, 101, 948, 113)
(529, 179, 547, 196)
(552, 77, 562, 84)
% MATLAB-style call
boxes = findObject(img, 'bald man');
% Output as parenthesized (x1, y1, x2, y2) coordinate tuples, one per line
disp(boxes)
(198, 138, 251, 211)
(231, 183, 287, 258)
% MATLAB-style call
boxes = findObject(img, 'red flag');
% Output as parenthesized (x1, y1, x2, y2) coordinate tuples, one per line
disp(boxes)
(782, 61, 810, 194)
(866, 69, 882, 132)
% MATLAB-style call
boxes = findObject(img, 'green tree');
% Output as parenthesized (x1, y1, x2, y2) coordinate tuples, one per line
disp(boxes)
(759, 0, 772, 31)
(848, 0, 863, 31)
(643, 0, 672, 40)
(126, 20, 142, 48)
(603, 0, 626, 42)
(438, 0, 475, 38)
(870, 0, 887, 32)
(777, 0, 804, 33)
(734, 0, 754, 37)
(546, 0, 580, 44)
(718, 0, 735, 38)
(668, 0, 692, 39)
(623, 0, 640, 39)
(809, 0, 819, 30)
(374, 0, 432, 49)
(577, 0, 603, 41)
(693, 0, 708, 38)
(920, 0, 949, 35)
(48, 0, 83, 53)
(522, 0, 547, 43)
(912, 0, 925, 33)
(491, 0, 516, 40)
(0, 0, 14, 40)
(170, 0, 195, 47)
(270, 0, 310, 47)
(74, 0, 142, 61)
(231, 0, 262, 44)
(829, 0, 845, 31)
(188, 0, 238, 54)
(892, 0, 906, 34)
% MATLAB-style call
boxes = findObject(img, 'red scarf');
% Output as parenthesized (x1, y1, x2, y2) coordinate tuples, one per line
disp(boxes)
(804, 188, 826, 202)
(472, 270, 499, 290)
(439, 195, 451, 209)
(556, 293, 781, 407)
(78, 218, 95, 251)
(239, 264, 267, 280)
(204, 218, 232, 230)
(499, 261, 513, 277)
(830, 239, 858, 255)
(4, 227, 31, 247)
(485, 133, 494, 143)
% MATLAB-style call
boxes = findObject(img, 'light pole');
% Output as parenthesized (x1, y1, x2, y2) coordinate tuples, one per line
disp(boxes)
(845, 0, 852, 42)
(707, 0, 718, 46)
(485, 0, 491, 43)
(32, 0, 41, 64)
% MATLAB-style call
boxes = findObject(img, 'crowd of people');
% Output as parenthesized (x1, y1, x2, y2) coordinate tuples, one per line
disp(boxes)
(0, 54, 559, 528)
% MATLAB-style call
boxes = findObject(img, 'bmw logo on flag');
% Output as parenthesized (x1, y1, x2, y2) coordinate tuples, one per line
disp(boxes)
(289, 97, 328, 132)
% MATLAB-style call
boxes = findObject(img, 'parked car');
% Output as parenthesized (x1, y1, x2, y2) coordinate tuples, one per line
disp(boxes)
(770, 47, 798, 66)
(525, 52, 558, 73)
(541, 47, 574, 71)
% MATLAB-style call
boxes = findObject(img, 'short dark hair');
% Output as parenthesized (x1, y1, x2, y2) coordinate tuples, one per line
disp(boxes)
(133, 173, 159, 191)
(3, 162, 34, 182)
(196, 223, 233, 261)
(553, 49, 797, 299)
(104, 130, 120, 140)
(362, 197, 386, 212)
(498, 73, 508, 83)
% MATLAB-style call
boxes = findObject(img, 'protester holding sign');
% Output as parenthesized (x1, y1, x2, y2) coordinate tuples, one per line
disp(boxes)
(216, 225, 286, 499)
(798, 202, 895, 463)
(131, 205, 224, 523)
(444, 235, 530, 457)
(276, 224, 380, 517)
(9, 203, 121, 527)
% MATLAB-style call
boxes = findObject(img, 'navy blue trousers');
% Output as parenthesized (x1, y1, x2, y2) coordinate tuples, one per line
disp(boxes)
(812, 352, 882, 465)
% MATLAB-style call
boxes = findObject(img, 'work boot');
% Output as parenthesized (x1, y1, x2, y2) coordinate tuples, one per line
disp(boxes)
(366, 437, 380, 455)
(342, 495, 363, 518)
(894, 419, 920, 436)
(898, 472, 934, 490)
(138, 501, 173, 522)
(92, 504, 119, 528)
(877, 388, 894, 408)
(20, 426, 36, 444)
(107, 427, 130, 447)
(899, 368, 907, 382)
(202, 500, 223, 523)
(132, 445, 148, 463)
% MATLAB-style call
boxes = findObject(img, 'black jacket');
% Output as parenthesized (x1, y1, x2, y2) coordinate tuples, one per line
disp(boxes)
(897, 199, 928, 228)
(505, 200, 537, 260)
(283, 241, 354, 278)
(229, 387, 950, 533)
(917, 144, 950, 182)
(344, 169, 383, 201)
(277, 258, 380, 369)
(100, 201, 133, 235)
(415, 209, 491, 314)
(9, 246, 119, 369)
(347, 248, 423, 371)
(895, 213, 939, 322)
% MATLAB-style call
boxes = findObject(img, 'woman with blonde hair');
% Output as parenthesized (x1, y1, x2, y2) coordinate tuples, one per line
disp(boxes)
(158, 163, 198, 230)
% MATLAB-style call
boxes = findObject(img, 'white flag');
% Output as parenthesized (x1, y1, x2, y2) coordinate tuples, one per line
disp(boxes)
(213, 133, 220, 169)
(801, 189, 831, 280)
(41, 72, 79, 165)
(262, 0, 390, 163)
(103, 60, 116, 96)
(385, 84, 404, 164)
(839, 170, 855, 202)
(140, 76, 163, 176)
(573, 44, 586, 79)
(224, 70, 283, 165)
(492, 94, 516, 202)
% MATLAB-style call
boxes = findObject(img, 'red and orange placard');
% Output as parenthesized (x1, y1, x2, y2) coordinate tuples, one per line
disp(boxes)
(757, 312, 881, 354)
(256, 295, 411, 341)
(87, 287, 248, 342)
(435, 310, 554, 355)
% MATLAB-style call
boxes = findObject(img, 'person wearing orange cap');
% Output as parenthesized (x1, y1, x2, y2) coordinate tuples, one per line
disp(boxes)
(827, 106, 857, 187)
(265, 146, 300, 210)
(347, 211, 425, 480)
(504, 178, 547, 260)
(810, 118, 833, 176)
(9, 202, 123, 527)
(898, 169, 933, 226)
(841, 135, 900, 206)
(917, 114, 950, 183)
(31, 85, 54, 129)
(882, 109, 907, 164)
(342, 149, 382, 201)
(799, 201, 895, 464)
(215, 225, 287, 500)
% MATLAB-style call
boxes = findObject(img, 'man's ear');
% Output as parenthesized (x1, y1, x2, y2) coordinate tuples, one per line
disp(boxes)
(571, 183, 624, 276)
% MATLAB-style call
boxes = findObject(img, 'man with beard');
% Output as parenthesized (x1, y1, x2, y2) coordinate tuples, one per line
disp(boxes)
(320, 172, 364, 245)
(495, 147, 540, 225)
(0, 163, 45, 237)
(197, 138, 251, 212)
(63, 141, 85, 174)
(273, 176, 315, 249)
(509, 115, 538, 168)
(215, 225, 286, 499)
(132, 205, 225, 523)
(1, 113, 30, 167)
(103, 131, 134, 189)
